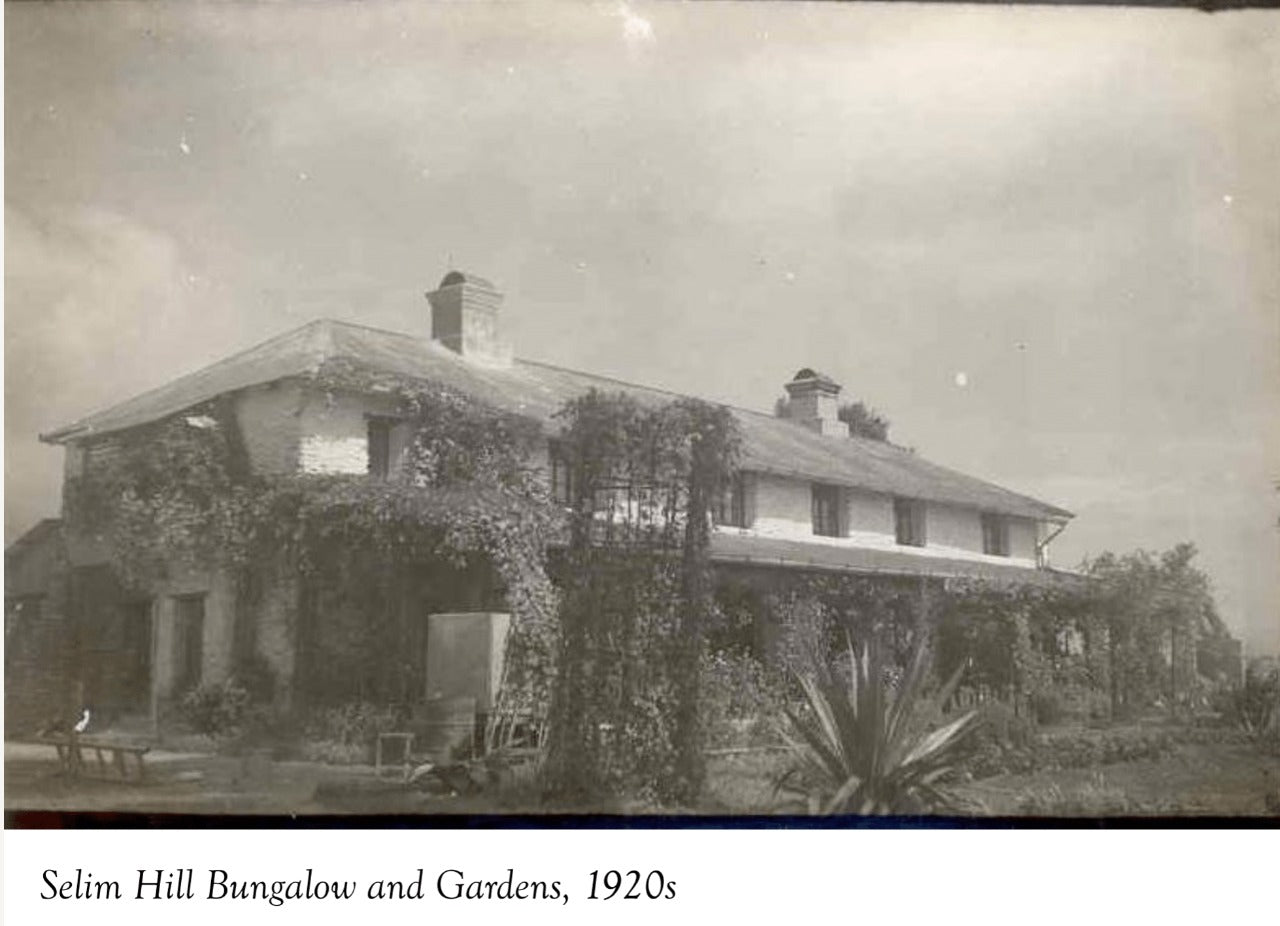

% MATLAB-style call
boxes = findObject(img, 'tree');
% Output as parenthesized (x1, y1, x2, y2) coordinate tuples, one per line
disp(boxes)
(1084, 543, 1227, 716)
(773, 396, 893, 442)
(837, 402, 891, 442)
(541, 390, 741, 805)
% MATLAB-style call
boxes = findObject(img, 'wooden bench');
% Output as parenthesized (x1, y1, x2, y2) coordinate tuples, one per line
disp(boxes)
(40, 734, 150, 784)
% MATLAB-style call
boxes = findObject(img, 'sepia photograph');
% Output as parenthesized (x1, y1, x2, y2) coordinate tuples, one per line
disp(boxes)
(5, 0, 1279, 824)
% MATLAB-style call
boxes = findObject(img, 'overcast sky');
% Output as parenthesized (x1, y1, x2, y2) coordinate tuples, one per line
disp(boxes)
(6, 2, 1278, 653)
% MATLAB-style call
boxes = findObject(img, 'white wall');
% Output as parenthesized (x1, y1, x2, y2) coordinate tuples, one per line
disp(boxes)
(750, 473, 814, 538)
(926, 502, 983, 554)
(294, 389, 404, 476)
(234, 382, 1044, 568)
(1010, 517, 1038, 561)
(844, 488, 896, 544)
(728, 470, 1040, 566)
(235, 381, 304, 474)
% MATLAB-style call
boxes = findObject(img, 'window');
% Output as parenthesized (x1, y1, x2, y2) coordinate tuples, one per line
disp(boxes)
(894, 498, 926, 547)
(811, 484, 842, 537)
(549, 444, 575, 505)
(714, 473, 750, 528)
(366, 416, 394, 478)
(982, 513, 1010, 556)
(172, 595, 205, 694)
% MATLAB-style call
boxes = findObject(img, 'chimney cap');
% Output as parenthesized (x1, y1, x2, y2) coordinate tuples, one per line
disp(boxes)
(437, 270, 499, 291)
(785, 368, 841, 396)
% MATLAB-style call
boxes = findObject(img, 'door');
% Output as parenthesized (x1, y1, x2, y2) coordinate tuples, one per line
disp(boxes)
(172, 595, 206, 695)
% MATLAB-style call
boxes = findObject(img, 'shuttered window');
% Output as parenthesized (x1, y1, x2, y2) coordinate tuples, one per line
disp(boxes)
(982, 513, 1010, 556)
(811, 484, 842, 537)
(715, 474, 750, 528)
(894, 498, 926, 547)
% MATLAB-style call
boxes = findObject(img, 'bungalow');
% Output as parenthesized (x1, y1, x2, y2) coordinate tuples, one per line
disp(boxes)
(5, 270, 1074, 732)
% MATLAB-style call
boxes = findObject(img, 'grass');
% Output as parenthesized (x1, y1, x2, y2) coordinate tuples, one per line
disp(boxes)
(8, 721, 1280, 819)
(962, 741, 1280, 817)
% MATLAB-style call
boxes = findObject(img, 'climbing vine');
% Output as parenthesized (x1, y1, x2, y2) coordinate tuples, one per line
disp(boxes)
(62, 356, 1235, 792)
(541, 390, 740, 805)
(63, 359, 563, 711)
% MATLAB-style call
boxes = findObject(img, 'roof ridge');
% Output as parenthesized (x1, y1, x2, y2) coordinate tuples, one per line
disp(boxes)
(512, 355, 760, 411)
(269, 324, 939, 463)
(34, 315, 1071, 521)
(507, 356, 925, 459)
(311, 316, 424, 343)
(277, 323, 913, 454)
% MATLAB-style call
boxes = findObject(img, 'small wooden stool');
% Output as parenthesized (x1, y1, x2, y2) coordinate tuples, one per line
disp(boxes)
(374, 732, 414, 777)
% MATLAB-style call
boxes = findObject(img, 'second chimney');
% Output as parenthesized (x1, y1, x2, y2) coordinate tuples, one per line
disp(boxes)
(425, 270, 510, 363)
(783, 368, 850, 437)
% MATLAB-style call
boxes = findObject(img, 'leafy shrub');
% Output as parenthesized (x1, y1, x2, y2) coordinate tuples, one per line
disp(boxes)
(232, 652, 277, 705)
(1224, 672, 1280, 739)
(960, 701, 1037, 778)
(776, 632, 979, 815)
(179, 680, 251, 738)
(1015, 776, 1136, 817)
(700, 650, 787, 749)
(1031, 691, 1067, 726)
(300, 701, 405, 765)
(300, 739, 369, 765)
(961, 727, 1179, 780)
(973, 700, 1036, 749)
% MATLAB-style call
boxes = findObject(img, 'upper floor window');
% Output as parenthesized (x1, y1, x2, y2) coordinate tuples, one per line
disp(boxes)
(982, 513, 1010, 556)
(811, 484, 842, 537)
(894, 498, 926, 547)
(715, 473, 750, 528)
(366, 416, 395, 479)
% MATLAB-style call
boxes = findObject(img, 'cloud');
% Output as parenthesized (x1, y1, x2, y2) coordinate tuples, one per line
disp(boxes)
(4, 2, 1276, 652)
(614, 2, 655, 54)
(3, 203, 233, 541)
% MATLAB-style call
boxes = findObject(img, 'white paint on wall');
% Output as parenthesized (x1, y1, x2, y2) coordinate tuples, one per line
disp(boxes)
(928, 501, 983, 552)
(299, 435, 368, 474)
(1010, 517, 1038, 561)
(294, 388, 403, 476)
(845, 488, 895, 542)
(751, 472, 813, 537)
(732, 469, 1040, 567)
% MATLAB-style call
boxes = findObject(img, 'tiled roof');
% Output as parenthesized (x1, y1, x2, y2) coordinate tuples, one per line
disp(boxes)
(4, 518, 64, 556)
(41, 319, 1072, 521)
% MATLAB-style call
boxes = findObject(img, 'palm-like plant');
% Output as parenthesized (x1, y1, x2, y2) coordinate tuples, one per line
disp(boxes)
(776, 630, 979, 815)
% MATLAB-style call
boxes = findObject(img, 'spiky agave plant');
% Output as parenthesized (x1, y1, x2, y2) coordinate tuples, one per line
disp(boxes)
(776, 630, 979, 815)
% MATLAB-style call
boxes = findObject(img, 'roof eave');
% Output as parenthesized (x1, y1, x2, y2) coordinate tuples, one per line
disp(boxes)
(39, 425, 90, 445)
(744, 462, 1073, 522)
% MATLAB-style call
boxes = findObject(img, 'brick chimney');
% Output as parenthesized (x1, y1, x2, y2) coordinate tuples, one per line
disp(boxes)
(783, 368, 850, 437)
(425, 271, 510, 362)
